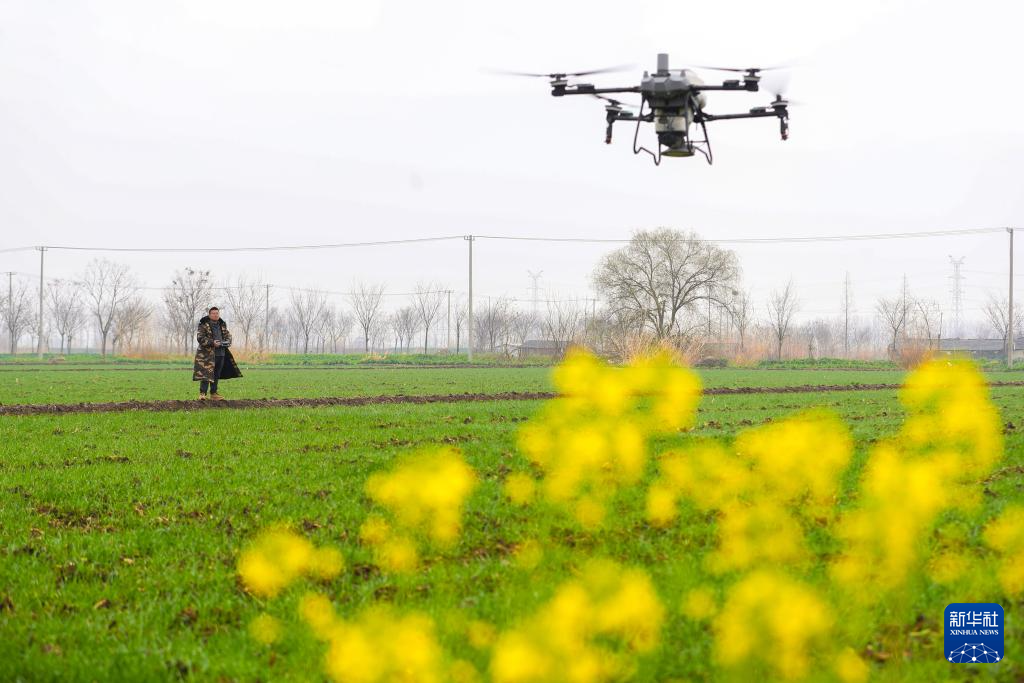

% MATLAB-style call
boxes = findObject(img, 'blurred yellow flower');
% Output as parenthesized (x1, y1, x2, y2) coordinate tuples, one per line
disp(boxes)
(715, 571, 832, 680)
(984, 505, 1024, 595)
(513, 538, 543, 570)
(834, 646, 869, 683)
(248, 613, 283, 645)
(321, 608, 445, 683)
(365, 447, 477, 545)
(833, 360, 1003, 592)
(491, 560, 664, 683)
(680, 586, 717, 620)
(503, 472, 536, 506)
(520, 350, 701, 526)
(238, 528, 320, 598)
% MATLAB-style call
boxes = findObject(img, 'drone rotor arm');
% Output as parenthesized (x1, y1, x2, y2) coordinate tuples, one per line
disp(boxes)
(555, 85, 642, 97)
(699, 106, 790, 140)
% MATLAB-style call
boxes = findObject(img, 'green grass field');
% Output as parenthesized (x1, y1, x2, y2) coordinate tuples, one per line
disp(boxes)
(1, 364, 1021, 406)
(1, 364, 1021, 681)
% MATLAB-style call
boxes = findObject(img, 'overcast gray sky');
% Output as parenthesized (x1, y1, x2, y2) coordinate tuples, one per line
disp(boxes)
(1, 0, 1021, 328)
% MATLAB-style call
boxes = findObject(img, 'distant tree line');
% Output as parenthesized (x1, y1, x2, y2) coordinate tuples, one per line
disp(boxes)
(1, 235, 1019, 360)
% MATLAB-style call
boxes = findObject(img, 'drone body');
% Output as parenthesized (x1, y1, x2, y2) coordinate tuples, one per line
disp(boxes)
(639, 57, 709, 158)
(506, 53, 791, 165)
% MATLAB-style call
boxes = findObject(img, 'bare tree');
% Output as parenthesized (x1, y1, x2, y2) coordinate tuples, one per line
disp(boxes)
(350, 282, 385, 352)
(162, 267, 213, 354)
(369, 317, 389, 352)
(2, 275, 33, 354)
(728, 289, 754, 351)
(766, 280, 799, 360)
(315, 305, 334, 353)
(390, 306, 419, 352)
(412, 283, 445, 353)
(474, 297, 512, 352)
(325, 306, 353, 353)
(80, 260, 138, 357)
(852, 323, 875, 356)
(224, 275, 266, 351)
(112, 296, 154, 354)
(47, 279, 85, 354)
(876, 295, 908, 355)
(593, 228, 740, 340)
(911, 297, 943, 348)
(288, 289, 328, 353)
(806, 318, 838, 358)
(453, 301, 467, 353)
(543, 297, 585, 356)
(505, 306, 535, 356)
(982, 293, 1024, 342)
(266, 306, 288, 353)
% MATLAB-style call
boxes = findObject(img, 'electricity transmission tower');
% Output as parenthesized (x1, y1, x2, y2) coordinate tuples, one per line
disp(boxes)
(527, 270, 543, 317)
(948, 256, 965, 338)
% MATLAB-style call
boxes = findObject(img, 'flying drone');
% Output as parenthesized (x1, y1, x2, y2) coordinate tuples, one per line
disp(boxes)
(498, 53, 792, 165)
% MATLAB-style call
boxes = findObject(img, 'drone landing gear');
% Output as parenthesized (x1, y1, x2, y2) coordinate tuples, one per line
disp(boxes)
(631, 100, 714, 166)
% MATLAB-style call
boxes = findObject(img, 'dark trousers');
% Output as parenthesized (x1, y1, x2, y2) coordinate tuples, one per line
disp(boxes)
(200, 354, 225, 394)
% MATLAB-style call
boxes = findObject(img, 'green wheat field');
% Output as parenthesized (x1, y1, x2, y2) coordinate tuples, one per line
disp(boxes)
(1, 361, 1021, 681)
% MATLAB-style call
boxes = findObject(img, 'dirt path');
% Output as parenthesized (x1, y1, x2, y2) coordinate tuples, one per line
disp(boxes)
(3, 381, 1023, 416)
(0, 363, 546, 372)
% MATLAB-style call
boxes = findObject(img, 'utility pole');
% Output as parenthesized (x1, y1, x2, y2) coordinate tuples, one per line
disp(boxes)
(1009, 228, 1016, 369)
(36, 246, 46, 358)
(948, 256, 965, 338)
(264, 284, 271, 352)
(706, 285, 712, 338)
(5, 271, 13, 354)
(465, 235, 474, 361)
(446, 289, 452, 351)
(842, 272, 852, 358)
(901, 274, 909, 344)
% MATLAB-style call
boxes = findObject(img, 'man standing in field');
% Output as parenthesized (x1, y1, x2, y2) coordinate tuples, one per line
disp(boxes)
(193, 307, 242, 400)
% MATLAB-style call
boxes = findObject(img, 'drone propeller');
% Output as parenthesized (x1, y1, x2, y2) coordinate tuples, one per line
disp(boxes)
(761, 72, 803, 107)
(690, 63, 790, 74)
(591, 94, 640, 110)
(486, 64, 635, 81)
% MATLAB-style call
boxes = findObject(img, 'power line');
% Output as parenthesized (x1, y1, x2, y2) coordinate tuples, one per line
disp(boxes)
(38, 235, 464, 254)
(475, 227, 1007, 244)
(0, 227, 1009, 255)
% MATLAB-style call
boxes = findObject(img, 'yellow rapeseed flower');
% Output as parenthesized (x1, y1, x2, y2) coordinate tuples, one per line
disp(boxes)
(984, 505, 1024, 595)
(833, 360, 1003, 592)
(521, 350, 701, 526)
(310, 607, 447, 683)
(834, 646, 869, 683)
(491, 559, 664, 683)
(248, 613, 283, 645)
(513, 538, 543, 570)
(715, 571, 832, 680)
(237, 528, 318, 598)
(680, 586, 717, 620)
(504, 472, 536, 505)
(299, 592, 338, 640)
(365, 447, 477, 545)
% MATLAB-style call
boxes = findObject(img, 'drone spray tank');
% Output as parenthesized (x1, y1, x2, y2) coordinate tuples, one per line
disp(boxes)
(641, 53, 707, 157)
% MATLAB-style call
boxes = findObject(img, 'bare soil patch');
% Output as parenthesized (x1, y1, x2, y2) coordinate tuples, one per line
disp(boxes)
(3, 382, 1022, 416)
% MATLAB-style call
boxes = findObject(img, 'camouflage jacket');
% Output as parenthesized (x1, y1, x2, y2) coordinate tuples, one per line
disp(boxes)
(192, 316, 243, 382)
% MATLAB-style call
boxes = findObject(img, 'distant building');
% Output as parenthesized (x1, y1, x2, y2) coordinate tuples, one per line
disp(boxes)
(935, 337, 1024, 361)
(509, 339, 568, 359)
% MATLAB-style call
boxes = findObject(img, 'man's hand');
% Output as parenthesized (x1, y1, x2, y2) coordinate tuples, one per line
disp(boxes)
(214, 340, 222, 347)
